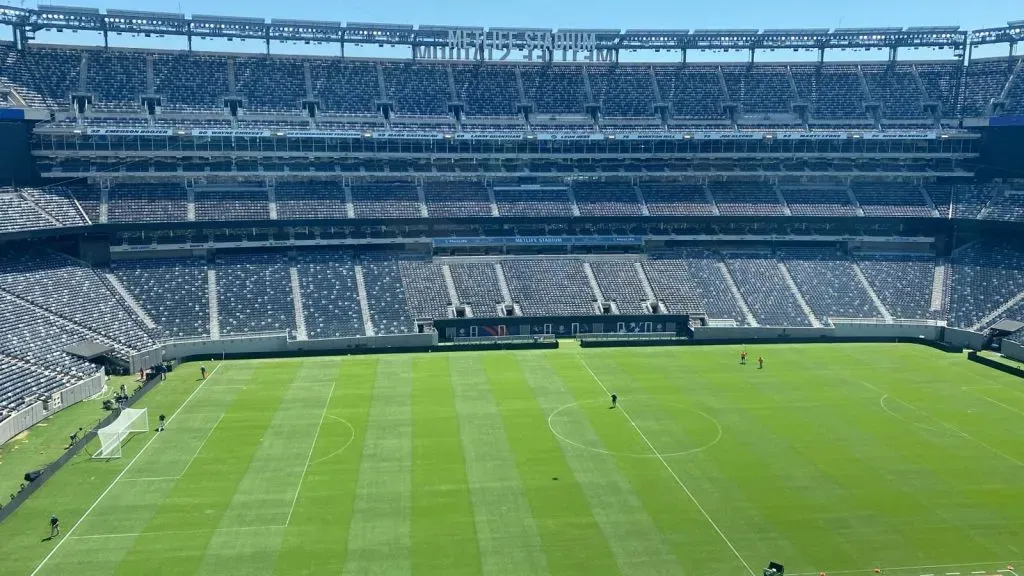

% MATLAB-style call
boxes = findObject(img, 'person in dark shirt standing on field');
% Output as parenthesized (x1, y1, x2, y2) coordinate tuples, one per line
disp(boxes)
(610, 393, 618, 408)
(49, 514, 59, 538)
(200, 365, 207, 380)
(758, 356, 764, 370)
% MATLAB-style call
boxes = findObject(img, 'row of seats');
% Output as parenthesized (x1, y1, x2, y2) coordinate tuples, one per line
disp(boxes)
(7, 45, 1022, 119)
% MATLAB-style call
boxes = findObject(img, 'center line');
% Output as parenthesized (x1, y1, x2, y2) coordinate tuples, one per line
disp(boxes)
(285, 379, 336, 527)
(576, 354, 756, 576)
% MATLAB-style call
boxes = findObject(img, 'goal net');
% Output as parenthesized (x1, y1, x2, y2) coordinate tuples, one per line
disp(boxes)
(93, 408, 149, 459)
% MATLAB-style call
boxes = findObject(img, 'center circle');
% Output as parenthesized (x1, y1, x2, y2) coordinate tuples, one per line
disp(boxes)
(547, 397, 722, 458)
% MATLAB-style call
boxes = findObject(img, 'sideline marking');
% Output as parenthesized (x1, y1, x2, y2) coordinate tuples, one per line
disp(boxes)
(576, 354, 756, 576)
(788, 560, 1020, 576)
(30, 364, 224, 576)
(284, 379, 336, 527)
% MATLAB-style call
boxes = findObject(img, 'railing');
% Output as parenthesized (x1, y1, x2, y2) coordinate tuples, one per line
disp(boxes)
(159, 330, 290, 345)
(577, 332, 680, 341)
(829, 317, 947, 326)
(450, 335, 556, 344)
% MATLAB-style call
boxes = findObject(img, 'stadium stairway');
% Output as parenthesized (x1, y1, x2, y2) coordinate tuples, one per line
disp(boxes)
(582, 262, 607, 306)
(103, 272, 158, 330)
(441, 265, 462, 307)
(717, 261, 758, 326)
(289, 265, 308, 341)
(207, 267, 220, 340)
(851, 262, 894, 322)
(354, 264, 376, 336)
(494, 262, 515, 305)
(777, 261, 822, 327)
(931, 261, 947, 312)
(632, 262, 658, 303)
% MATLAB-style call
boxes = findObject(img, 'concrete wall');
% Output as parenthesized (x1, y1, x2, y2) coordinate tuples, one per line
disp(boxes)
(162, 332, 438, 361)
(943, 327, 987, 351)
(832, 322, 944, 340)
(0, 372, 104, 447)
(693, 326, 835, 341)
(1003, 340, 1024, 363)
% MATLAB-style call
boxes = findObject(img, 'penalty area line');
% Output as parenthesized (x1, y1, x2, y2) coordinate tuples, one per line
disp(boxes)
(575, 354, 756, 576)
(29, 363, 225, 576)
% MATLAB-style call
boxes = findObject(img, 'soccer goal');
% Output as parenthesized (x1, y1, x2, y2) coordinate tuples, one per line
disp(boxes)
(93, 408, 149, 459)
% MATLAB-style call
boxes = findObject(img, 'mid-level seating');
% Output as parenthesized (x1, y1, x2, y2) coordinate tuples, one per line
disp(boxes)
(359, 253, 414, 335)
(0, 192, 55, 233)
(423, 181, 493, 217)
(22, 188, 90, 226)
(724, 253, 812, 327)
(111, 257, 210, 338)
(276, 182, 348, 220)
(494, 188, 573, 217)
(711, 181, 785, 216)
(295, 250, 363, 339)
(982, 190, 1024, 222)
(641, 183, 715, 216)
(501, 259, 594, 316)
(856, 253, 938, 320)
(215, 253, 295, 335)
(781, 186, 858, 216)
(851, 182, 932, 217)
(195, 188, 270, 221)
(448, 262, 506, 317)
(109, 184, 188, 223)
(351, 182, 422, 218)
(573, 182, 643, 216)
(779, 248, 879, 321)
(948, 243, 1024, 329)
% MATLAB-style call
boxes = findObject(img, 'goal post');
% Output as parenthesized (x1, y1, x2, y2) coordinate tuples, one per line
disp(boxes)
(93, 408, 149, 459)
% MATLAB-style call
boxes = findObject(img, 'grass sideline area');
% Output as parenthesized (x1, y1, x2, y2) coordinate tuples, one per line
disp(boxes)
(0, 374, 137, 506)
(1, 344, 1023, 576)
(978, 350, 1024, 370)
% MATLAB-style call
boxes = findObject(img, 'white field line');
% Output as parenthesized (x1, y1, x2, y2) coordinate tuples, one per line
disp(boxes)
(30, 364, 224, 576)
(576, 354, 756, 576)
(859, 379, 1024, 468)
(284, 379, 336, 527)
(68, 524, 285, 540)
(788, 560, 1020, 576)
(118, 477, 179, 482)
(178, 413, 225, 477)
(968, 390, 1024, 419)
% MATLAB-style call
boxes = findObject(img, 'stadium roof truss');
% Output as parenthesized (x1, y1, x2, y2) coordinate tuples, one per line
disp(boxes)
(3, 4, 1013, 61)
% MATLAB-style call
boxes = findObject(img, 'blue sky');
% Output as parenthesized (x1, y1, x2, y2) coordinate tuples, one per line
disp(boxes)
(14, 0, 1023, 60)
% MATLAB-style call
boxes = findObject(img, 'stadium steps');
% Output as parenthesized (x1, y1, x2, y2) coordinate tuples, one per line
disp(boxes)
(846, 186, 866, 217)
(145, 54, 155, 93)
(268, 186, 278, 220)
(187, 187, 196, 221)
(17, 193, 62, 227)
(633, 262, 657, 302)
(494, 262, 515, 305)
(98, 187, 109, 223)
(353, 265, 376, 336)
(103, 272, 158, 330)
(970, 287, 1024, 332)
(703, 184, 721, 216)
(633, 185, 651, 216)
(851, 261, 894, 323)
(0, 287, 132, 359)
(774, 185, 793, 216)
(344, 186, 355, 218)
(647, 66, 663, 104)
(919, 185, 941, 218)
(78, 52, 88, 92)
(416, 184, 428, 217)
(486, 186, 499, 216)
(207, 268, 221, 340)
(441, 265, 461, 306)
(716, 261, 758, 327)
(226, 57, 237, 93)
(582, 262, 606, 303)
(289, 266, 308, 341)
(931, 260, 946, 312)
(303, 62, 313, 98)
(567, 186, 582, 217)
(777, 261, 821, 327)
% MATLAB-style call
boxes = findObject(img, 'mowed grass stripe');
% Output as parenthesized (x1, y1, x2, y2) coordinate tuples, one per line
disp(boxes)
(22, 365, 246, 576)
(110, 361, 298, 576)
(194, 360, 341, 576)
(482, 353, 617, 576)
(273, 357, 378, 575)
(567, 350, 763, 575)
(448, 354, 549, 576)
(411, 355, 481, 576)
(342, 355, 414, 576)
(521, 353, 684, 576)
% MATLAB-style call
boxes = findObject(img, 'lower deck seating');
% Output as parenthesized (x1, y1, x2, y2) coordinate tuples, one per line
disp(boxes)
(359, 252, 415, 334)
(856, 253, 938, 320)
(725, 253, 812, 327)
(640, 258, 702, 315)
(948, 243, 1024, 329)
(646, 249, 747, 324)
(215, 253, 295, 335)
(779, 248, 880, 321)
(112, 257, 210, 338)
(295, 250, 364, 338)
(448, 262, 506, 317)
(399, 261, 452, 319)
(501, 259, 595, 315)
(589, 261, 649, 314)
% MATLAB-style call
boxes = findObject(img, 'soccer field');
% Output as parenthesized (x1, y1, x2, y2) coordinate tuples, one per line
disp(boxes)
(2, 343, 1023, 576)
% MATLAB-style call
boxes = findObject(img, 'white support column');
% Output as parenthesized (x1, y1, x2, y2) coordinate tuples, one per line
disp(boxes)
(207, 268, 220, 340)
(354, 265, 375, 336)
(289, 266, 308, 340)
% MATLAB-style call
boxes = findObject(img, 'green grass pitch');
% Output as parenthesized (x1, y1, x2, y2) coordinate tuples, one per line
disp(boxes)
(1, 343, 1024, 576)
